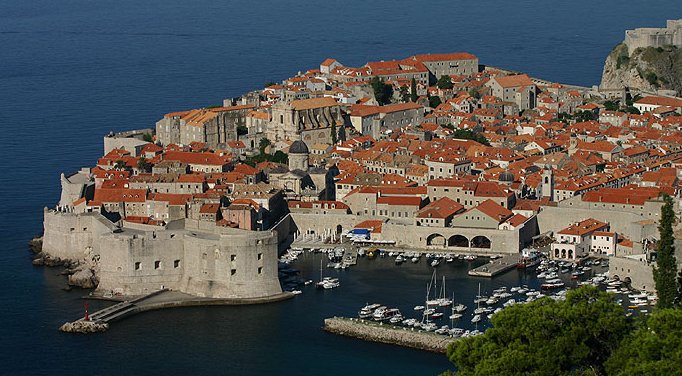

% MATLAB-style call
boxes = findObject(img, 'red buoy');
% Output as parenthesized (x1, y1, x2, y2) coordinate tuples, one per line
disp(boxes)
(84, 302, 90, 321)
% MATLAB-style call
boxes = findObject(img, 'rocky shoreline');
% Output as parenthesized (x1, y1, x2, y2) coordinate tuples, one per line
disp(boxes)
(29, 236, 99, 289)
(59, 320, 109, 333)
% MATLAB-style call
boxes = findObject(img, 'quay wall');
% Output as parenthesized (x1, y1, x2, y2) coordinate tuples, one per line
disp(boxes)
(324, 317, 454, 353)
(609, 256, 655, 292)
(288, 212, 533, 254)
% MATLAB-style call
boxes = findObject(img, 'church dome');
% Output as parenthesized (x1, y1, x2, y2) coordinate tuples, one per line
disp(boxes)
(499, 171, 515, 182)
(289, 140, 309, 154)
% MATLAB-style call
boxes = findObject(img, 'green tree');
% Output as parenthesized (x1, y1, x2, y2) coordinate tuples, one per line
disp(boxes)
(452, 129, 490, 146)
(574, 110, 597, 122)
(604, 100, 619, 111)
(114, 160, 127, 170)
(444, 286, 630, 376)
(605, 309, 682, 375)
(142, 133, 153, 142)
(264, 81, 277, 88)
(437, 75, 453, 90)
(468, 88, 481, 100)
(237, 125, 248, 136)
(399, 85, 409, 103)
(429, 95, 442, 108)
(371, 77, 393, 105)
(259, 137, 271, 154)
(624, 106, 641, 114)
(410, 77, 418, 102)
(137, 157, 151, 173)
(331, 122, 337, 144)
(653, 194, 678, 308)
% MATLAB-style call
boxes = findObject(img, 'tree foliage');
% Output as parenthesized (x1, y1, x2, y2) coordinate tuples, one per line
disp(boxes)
(137, 157, 151, 173)
(237, 125, 248, 136)
(114, 160, 127, 170)
(258, 137, 271, 154)
(653, 194, 678, 309)
(429, 95, 442, 109)
(605, 309, 682, 376)
(331, 122, 337, 144)
(142, 133, 153, 142)
(444, 286, 630, 376)
(437, 75, 453, 90)
(410, 78, 418, 102)
(399, 85, 410, 103)
(370, 77, 393, 105)
(245, 150, 288, 167)
(603, 101, 619, 111)
(451, 129, 490, 146)
(574, 110, 597, 122)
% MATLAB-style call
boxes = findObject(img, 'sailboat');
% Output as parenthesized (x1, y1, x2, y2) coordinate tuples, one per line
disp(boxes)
(472, 282, 483, 323)
(449, 293, 462, 320)
(439, 276, 453, 307)
(316, 258, 339, 289)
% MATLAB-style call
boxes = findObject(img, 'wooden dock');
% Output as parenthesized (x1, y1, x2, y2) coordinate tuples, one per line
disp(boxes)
(468, 254, 519, 277)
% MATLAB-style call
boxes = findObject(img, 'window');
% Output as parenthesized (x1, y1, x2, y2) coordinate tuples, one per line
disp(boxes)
(258, 267, 263, 274)
(231, 269, 237, 276)
(154, 261, 161, 269)
(258, 253, 263, 260)
(231, 255, 236, 262)
(134, 262, 141, 270)
(174, 260, 181, 268)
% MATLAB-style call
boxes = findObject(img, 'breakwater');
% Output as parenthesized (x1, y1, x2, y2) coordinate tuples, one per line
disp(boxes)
(324, 317, 454, 353)
(60, 290, 294, 333)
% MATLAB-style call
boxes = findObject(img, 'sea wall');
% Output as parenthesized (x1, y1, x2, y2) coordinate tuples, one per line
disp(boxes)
(42, 209, 116, 261)
(42, 209, 282, 299)
(324, 317, 454, 353)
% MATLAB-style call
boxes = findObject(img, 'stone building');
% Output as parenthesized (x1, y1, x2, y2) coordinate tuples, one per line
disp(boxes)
(267, 97, 342, 145)
(486, 74, 537, 111)
(624, 19, 682, 52)
(156, 105, 254, 148)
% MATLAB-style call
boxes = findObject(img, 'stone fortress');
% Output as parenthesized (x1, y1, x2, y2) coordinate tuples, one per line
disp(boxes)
(44, 177, 283, 299)
(624, 19, 682, 52)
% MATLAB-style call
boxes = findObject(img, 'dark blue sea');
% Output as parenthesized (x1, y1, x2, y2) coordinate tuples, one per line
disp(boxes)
(0, 1, 677, 374)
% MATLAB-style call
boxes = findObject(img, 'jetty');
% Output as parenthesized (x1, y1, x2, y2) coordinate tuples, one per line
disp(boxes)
(324, 317, 454, 353)
(468, 254, 519, 277)
(60, 289, 293, 333)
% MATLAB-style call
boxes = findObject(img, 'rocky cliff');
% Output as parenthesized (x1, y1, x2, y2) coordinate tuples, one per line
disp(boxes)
(600, 43, 682, 95)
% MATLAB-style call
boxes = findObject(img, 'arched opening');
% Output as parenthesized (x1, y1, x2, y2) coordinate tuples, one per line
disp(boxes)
(554, 249, 559, 258)
(470, 235, 491, 249)
(612, 275, 620, 281)
(426, 233, 446, 247)
(561, 249, 566, 259)
(568, 249, 573, 259)
(624, 277, 632, 285)
(336, 225, 343, 234)
(544, 176, 549, 184)
(448, 235, 469, 247)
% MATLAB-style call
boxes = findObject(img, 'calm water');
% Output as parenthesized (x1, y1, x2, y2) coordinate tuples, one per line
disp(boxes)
(0, 1, 678, 374)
